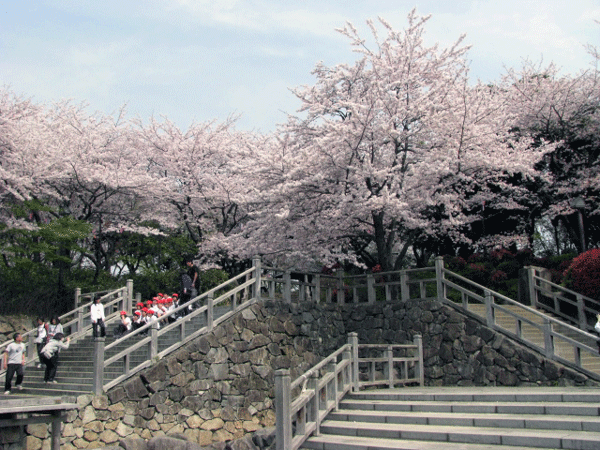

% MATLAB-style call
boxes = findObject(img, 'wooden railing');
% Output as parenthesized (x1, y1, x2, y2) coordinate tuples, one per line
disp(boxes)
(93, 259, 261, 394)
(436, 258, 600, 379)
(261, 265, 436, 304)
(275, 332, 423, 450)
(524, 266, 600, 332)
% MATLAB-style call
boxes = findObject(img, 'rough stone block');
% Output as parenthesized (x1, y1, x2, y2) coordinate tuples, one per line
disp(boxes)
(125, 377, 150, 399)
(119, 437, 147, 450)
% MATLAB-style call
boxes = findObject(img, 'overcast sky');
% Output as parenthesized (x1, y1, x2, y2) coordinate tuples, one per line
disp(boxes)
(1, 1, 599, 132)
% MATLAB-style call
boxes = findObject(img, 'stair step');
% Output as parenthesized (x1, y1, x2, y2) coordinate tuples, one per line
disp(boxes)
(349, 388, 600, 403)
(317, 420, 600, 449)
(327, 409, 600, 431)
(340, 399, 600, 416)
(301, 434, 574, 450)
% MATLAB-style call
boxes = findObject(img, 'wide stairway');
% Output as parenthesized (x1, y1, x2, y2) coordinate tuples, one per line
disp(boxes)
(18, 305, 230, 396)
(301, 386, 600, 450)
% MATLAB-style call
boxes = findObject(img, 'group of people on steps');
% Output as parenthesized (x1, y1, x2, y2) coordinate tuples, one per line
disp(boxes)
(3, 319, 70, 394)
(3, 258, 202, 394)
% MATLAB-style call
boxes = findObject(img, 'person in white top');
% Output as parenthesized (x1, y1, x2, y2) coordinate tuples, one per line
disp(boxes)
(90, 296, 106, 338)
(3, 333, 25, 394)
(48, 316, 63, 340)
(33, 317, 48, 368)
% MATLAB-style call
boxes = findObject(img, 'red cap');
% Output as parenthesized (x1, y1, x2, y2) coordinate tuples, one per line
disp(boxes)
(134, 310, 142, 316)
(120, 310, 127, 315)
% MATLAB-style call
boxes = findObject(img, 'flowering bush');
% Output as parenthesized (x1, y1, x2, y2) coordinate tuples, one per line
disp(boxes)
(563, 249, 600, 300)
(491, 270, 508, 283)
(490, 248, 513, 261)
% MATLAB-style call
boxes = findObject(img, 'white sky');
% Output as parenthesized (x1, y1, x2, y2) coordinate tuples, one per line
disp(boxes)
(1, 1, 599, 132)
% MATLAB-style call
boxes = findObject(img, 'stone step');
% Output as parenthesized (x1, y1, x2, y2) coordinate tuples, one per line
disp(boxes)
(302, 387, 600, 450)
(315, 420, 600, 449)
(327, 409, 600, 431)
(301, 435, 561, 450)
(340, 398, 600, 416)
(348, 388, 600, 403)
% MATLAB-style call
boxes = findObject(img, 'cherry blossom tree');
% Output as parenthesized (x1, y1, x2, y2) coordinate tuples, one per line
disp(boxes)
(205, 11, 552, 270)
(506, 49, 600, 253)
(0, 91, 167, 281)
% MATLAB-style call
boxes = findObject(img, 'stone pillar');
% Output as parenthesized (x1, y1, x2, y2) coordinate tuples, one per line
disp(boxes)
(275, 369, 291, 450)
(348, 332, 359, 392)
(92, 337, 105, 395)
(367, 274, 375, 304)
(126, 279, 134, 312)
(253, 256, 262, 301)
(283, 271, 291, 303)
(75, 287, 81, 310)
(207, 292, 214, 332)
(337, 271, 344, 304)
(314, 274, 321, 304)
(414, 334, 424, 386)
(435, 256, 444, 301)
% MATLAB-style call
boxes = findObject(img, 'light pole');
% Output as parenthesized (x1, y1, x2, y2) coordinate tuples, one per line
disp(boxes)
(570, 197, 586, 253)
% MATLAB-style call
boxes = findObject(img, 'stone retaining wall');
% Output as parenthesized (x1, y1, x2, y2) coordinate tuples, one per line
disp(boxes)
(21, 298, 600, 449)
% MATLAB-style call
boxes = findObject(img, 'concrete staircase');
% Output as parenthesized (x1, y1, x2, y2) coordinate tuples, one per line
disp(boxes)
(18, 305, 229, 396)
(301, 387, 600, 450)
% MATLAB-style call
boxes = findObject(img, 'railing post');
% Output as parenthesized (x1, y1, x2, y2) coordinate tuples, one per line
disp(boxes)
(384, 345, 394, 388)
(348, 332, 359, 392)
(576, 294, 586, 331)
(543, 317, 555, 358)
(207, 292, 214, 332)
(342, 344, 352, 391)
(126, 279, 133, 312)
(337, 271, 345, 304)
(484, 289, 495, 328)
(309, 371, 320, 435)
(75, 287, 81, 310)
(328, 359, 338, 410)
(150, 321, 159, 359)
(367, 274, 376, 304)
(275, 369, 291, 450)
(414, 334, 424, 386)
(26, 339, 35, 361)
(92, 337, 105, 395)
(284, 270, 291, 303)
(77, 308, 84, 335)
(435, 256, 444, 301)
(253, 256, 262, 301)
(400, 271, 409, 301)
(526, 266, 536, 307)
(314, 274, 321, 304)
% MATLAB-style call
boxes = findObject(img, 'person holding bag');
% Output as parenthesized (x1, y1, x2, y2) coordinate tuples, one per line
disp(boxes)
(40, 333, 70, 383)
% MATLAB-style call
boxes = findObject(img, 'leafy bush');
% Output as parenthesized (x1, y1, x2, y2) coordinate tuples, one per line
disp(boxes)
(563, 248, 600, 300)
